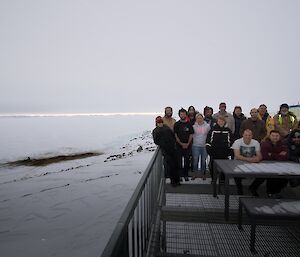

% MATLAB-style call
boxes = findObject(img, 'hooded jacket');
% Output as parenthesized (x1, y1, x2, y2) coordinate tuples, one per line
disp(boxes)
(206, 124, 233, 159)
(287, 128, 300, 163)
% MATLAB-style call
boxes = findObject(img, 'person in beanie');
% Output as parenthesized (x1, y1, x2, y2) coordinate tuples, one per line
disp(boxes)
(273, 103, 298, 139)
(174, 108, 194, 181)
(152, 116, 180, 186)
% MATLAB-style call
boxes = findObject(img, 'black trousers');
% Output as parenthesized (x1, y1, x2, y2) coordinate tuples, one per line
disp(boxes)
(176, 147, 191, 178)
(250, 178, 288, 194)
(163, 153, 180, 184)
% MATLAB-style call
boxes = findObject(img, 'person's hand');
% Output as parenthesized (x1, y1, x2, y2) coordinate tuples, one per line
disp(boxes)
(279, 151, 287, 156)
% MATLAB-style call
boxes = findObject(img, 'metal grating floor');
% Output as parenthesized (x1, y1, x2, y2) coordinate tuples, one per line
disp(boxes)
(161, 221, 300, 257)
(166, 193, 240, 210)
(152, 185, 300, 257)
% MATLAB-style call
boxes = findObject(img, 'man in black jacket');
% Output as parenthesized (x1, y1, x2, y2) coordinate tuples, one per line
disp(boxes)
(152, 116, 180, 186)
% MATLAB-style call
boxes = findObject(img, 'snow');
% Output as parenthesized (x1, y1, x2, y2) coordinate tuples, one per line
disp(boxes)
(0, 115, 157, 257)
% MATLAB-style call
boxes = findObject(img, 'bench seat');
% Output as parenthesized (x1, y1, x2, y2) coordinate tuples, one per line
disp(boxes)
(238, 197, 300, 253)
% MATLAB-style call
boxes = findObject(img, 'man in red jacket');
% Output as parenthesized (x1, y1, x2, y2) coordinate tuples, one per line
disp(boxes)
(249, 130, 288, 197)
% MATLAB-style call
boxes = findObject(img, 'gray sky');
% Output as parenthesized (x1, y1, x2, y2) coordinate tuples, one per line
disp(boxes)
(1, 0, 299, 115)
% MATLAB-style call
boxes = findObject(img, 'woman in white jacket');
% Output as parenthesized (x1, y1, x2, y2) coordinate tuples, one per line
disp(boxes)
(192, 113, 211, 179)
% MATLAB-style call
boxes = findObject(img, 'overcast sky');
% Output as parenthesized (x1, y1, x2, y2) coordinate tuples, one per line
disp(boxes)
(1, 0, 299, 115)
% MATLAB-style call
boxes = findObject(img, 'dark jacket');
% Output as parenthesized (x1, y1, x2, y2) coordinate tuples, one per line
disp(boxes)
(152, 125, 176, 156)
(233, 113, 246, 141)
(261, 139, 288, 161)
(288, 128, 300, 163)
(240, 118, 267, 142)
(204, 116, 216, 129)
(206, 124, 233, 159)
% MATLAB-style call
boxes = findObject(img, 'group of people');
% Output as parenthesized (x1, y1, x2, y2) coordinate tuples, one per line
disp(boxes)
(152, 102, 300, 197)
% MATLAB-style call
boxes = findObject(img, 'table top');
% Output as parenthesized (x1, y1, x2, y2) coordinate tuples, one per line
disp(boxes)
(240, 198, 300, 217)
(214, 160, 300, 176)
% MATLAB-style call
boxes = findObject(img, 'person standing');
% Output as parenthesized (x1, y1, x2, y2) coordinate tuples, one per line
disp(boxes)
(152, 116, 180, 186)
(273, 103, 298, 139)
(174, 108, 194, 181)
(206, 116, 233, 181)
(232, 129, 262, 195)
(187, 105, 197, 125)
(213, 102, 235, 134)
(257, 104, 274, 140)
(232, 106, 246, 141)
(204, 106, 216, 129)
(240, 108, 267, 142)
(162, 106, 176, 131)
(192, 113, 210, 180)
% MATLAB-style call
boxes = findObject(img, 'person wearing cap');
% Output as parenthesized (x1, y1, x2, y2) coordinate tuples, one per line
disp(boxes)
(273, 103, 298, 139)
(212, 102, 235, 134)
(239, 108, 267, 142)
(174, 108, 194, 181)
(162, 106, 176, 131)
(152, 116, 180, 186)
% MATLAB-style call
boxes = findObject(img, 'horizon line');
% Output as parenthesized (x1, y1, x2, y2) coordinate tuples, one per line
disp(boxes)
(0, 112, 162, 117)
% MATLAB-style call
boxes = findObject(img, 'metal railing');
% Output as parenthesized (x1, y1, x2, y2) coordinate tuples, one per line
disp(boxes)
(101, 148, 165, 257)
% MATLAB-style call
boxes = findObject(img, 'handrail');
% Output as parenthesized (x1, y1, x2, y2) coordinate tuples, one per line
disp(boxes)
(100, 148, 164, 257)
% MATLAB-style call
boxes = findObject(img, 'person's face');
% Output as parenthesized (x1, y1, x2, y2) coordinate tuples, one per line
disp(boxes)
(205, 109, 212, 117)
(243, 130, 253, 144)
(196, 115, 204, 124)
(234, 108, 242, 116)
(250, 109, 258, 119)
(188, 108, 195, 114)
(165, 108, 173, 117)
(259, 106, 267, 115)
(269, 132, 280, 144)
(219, 104, 226, 112)
(217, 118, 225, 127)
(280, 107, 289, 115)
(179, 111, 187, 120)
(292, 132, 300, 145)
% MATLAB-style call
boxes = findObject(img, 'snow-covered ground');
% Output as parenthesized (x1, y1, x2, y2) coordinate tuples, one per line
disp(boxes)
(0, 115, 157, 257)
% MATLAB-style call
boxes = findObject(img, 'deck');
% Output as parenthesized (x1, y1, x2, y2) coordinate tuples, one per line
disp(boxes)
(150, 175, 300, 257)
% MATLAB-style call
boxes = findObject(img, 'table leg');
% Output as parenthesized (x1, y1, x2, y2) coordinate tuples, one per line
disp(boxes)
(224, 175, 230, 221)
(213, 162, 217, 197)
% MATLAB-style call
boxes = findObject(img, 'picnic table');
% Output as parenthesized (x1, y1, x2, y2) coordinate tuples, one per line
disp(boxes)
(212, 159, 300, 220)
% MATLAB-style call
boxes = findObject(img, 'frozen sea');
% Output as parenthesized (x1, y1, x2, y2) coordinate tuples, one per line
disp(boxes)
(0, 114, 158, 257)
